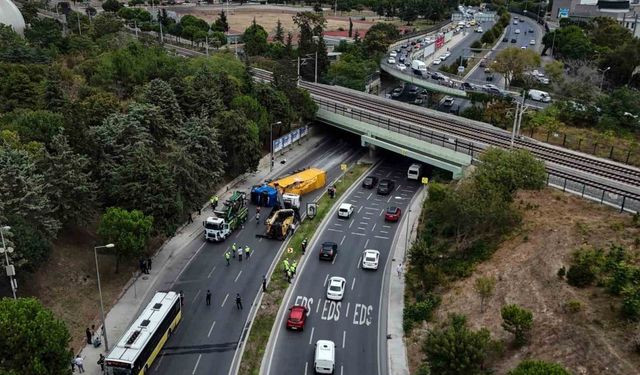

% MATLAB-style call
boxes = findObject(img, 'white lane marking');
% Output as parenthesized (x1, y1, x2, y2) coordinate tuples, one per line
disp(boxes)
(371, 223, 377, 232)
(386, 170, 392, 178)
(357, 256, 362, 269)
(364, 239, 370, 248)
(192, 289, 201, 304)
(351, 232, 365, 236)
(305, 362, 308, 375)
(324, 274, 329, 286)
(332, 253, 338, 264)
(316, 298, 322, 313)
(387, 195, 393, 203)
(234, 270, 242, 283)
(192, 354, 202, 374)
(207, 321, 216, 338)
(371, 202, 378, 206)
(341, 365, 344, 375)
(258, 237, 263, 242)
(380, 230, 389, 234)
(342, 330, 346, 348)
(334, 223, 343, 227)
(396, 184, 401, 191)
(364, 207, 378, 211)
(359, 221, 369, 225)
(207, 265, 216, 279)
(357, 227, 367, 231)
(340, 235, 346, 246)
(375, 235, 390, 240)
(351, 278, 356, 290)
(367, 193, 372, 199)
(382, 225, 392, 228)
(358, 206, 363, 214)
(380, 209, 384, 216)
(308, 327, 315, 345)
(221, 293, 229, 307)
(328, 228, 343, 233)
(349, 221, 354, 228)
(346, 302, 350, 318)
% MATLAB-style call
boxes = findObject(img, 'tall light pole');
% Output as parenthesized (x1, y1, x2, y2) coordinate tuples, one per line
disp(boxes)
(0, 226, 16, 299)
(599, 66, 611, 90)
(94, 243, 115, 351)
(270, 121, 282, 172)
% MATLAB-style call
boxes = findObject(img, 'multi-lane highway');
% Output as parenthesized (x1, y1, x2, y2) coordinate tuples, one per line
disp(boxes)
(151, 135, 362, 375)
(264, 159, 421, 375)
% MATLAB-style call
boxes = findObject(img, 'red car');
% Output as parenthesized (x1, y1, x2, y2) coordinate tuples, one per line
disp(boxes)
(286, 305, 308, 330)
(384, 206, 402, 222)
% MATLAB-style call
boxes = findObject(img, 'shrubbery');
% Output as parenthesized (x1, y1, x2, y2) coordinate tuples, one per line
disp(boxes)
(403, 293, 441, 333)
(508, 360, 571, 375)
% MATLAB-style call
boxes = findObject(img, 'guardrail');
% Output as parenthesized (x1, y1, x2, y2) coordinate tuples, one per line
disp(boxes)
(314, 96, 640, 213)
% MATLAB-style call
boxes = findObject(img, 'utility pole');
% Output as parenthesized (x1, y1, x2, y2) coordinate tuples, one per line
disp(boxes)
(599, 66, 611, 90)
(297, 56, 301, 81)
(77, 12, 81, 35)
(94, 244, 115, 351)
(159, 20, 164, 44)
(314, 51, 318, 83)
(134, 20, 138, 38)
(0, 226, 16, 299)
(270, 121, 282, 172)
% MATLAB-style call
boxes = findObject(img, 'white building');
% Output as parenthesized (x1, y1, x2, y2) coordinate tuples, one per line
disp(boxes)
(0, 0, 26, 35)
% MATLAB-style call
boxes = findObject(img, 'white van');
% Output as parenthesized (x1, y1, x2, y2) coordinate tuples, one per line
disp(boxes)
(314, 340, 335, 374)
(407, 163, 422, 180)
(528, 89, 551, 103)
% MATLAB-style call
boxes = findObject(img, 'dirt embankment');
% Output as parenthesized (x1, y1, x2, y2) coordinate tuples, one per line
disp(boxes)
(407, 188, 640, 375)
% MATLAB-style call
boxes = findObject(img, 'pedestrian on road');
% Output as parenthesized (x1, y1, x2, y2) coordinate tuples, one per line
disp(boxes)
(188, 212, 193, 224)
(206, 290, 211, 306)
(85, 327, 92, 344)
(97, 354, 105, 372)
(245, 245, 251, 259)
(235, 293, 243, 310)
(286, 269, 292, 283)
(396, 263, 403, 278)
(291, 260, 297, 276)
(225, 251, 231, 266)
(238, 247, 243, 261)
(232, 243, 237, 258)
(139, 258, 146, 274)
(147, 257, 152, 271)
(70, 354, 76, 373)
(262, 275, 267, 292)
(180, 290, 184, 306)
(75, 355, 85, 373)
(198, 207, 202, 216)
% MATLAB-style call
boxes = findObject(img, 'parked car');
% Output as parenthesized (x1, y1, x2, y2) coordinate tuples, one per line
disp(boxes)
(337, 203, 354, 219)
(502, 37, 508, 42)
(396, 63, 407, 71)
(387, 57, 396, 64)
(286, 305, 308, 330)
(326, 277, 346, 301)
(462, 82, 476, 90)
(431, 72, 446, 80)
(529, 39, 535, 45)
(319, 241, 338, 261)
(442, 96, 455, 107)
(361, 249, 380, 270)
(389, 50, 397, 57)
(432, 58, 442, 65)
(515, 29, 521, 34)
(377, 179, 395, 195)
(391, 87, 403, 98)
(384, 206, 402, 222)
(362, 175, 379, 189)
(408, 86, 418, 95)
(537, 76, 550, 84)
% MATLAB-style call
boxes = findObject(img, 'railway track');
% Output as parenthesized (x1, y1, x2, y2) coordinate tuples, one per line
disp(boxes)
(299, 81, 640, 189)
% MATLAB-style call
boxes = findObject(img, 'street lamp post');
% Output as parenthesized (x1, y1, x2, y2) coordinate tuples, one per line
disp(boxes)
(0, 226, 16, 299)
(599, 66, 611, 90)
(270, 121, 282, 172)
(94, 243, 115, 351)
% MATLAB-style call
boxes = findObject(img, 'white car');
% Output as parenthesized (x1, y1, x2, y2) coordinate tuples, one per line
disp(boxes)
(389, 50, 397, 57)
(515, 29, 521, 34)
(432, 58, 442, 65)
(442, 52, 451, 59)
(337, 203, 354, 219)
(521, 46, 526, 49)
(362, 249, 380, 270)
(387, 57, 396, 64)
(532, 69, 541, 76)
(537, 76, 549, 84)
(326, 277, 346, 301)
(529, 39, 535, 45)
(396, 63, 407, 71)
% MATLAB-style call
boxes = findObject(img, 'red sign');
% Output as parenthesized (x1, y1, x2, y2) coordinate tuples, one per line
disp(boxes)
(435, 34, 445, 49)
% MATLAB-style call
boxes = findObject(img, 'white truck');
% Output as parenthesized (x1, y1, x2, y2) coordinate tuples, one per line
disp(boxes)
(411, 59, 427, 75)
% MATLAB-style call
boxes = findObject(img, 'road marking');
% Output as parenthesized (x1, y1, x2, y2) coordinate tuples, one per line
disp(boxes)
(340, 235, 346, 246)
(221, 293, 229, 307)
(382, 225, 392, 228)
(371, 202, 378, 206)
(234, 270, 242, 283)
(385, 170, 392, 177)
(359, 221, 369, 225)
(357, 227, 367, 231)
(357, 256, 362, 269)
(351, 232, 365, 236)
(351, 278, 356, 290)
(387, 195, 393, 203)
(324, 274, 329, 286)
(334, 223, 343, 227)
(341, 365, 344, 375)
(364, 239, 370, 248)
(207, 265, 216, 279)
(371, 223, 377, 232)
(380, 230, 389, 234)
(357, 206, 363, 213)
(258, 237, 263, 242)
(192, 289, 201, 304)
(308, 327, 315, 345)
(346, 302, 350, 317)
(328, 228, 343, 233)
(349, 221, 354, 228)
(364, 207, 378, 211)
(207, 320, 216, 338)
(304, 362, 308, 375)
(343, 330, 346, 348)
(349, 199, 358, 204)
(380, 209, 384, 216)
(192, 354, 202, 374)
(332, 253, 338, 264)
(396, 184, 401, 191)
(375, 235, 390, 240)
(367, 193, 372, 199)
(316, 298, 322, 313)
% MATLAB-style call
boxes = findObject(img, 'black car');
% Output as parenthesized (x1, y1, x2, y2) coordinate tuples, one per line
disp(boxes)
(377, 179, 395, 195)
(462, 82, 475, 90)
(511, 38, 517, 43)
(408, 86, 418, 95)
(319, 241, 338, 261)
(502, 37, 508, 42)
(362, 175, 379, 189)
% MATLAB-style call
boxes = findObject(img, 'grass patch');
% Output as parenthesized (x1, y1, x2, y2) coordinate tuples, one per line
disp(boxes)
(239, 162, 371, 375)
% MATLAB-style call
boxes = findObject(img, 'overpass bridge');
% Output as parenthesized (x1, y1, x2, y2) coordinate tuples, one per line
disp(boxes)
(253, 68, 640, 212)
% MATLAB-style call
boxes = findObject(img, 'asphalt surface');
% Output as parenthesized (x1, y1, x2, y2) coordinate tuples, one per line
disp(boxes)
(434, 21, 495, 72)
(265, 158, 421, 375)
(152, 135, 362, 375)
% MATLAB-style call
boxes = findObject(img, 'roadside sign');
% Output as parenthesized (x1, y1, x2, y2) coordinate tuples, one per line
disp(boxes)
(457, 66, 465, 73)
(340, 163, 348, 171)
(421, 177, 429, 185)
(307, 203, 318, 219)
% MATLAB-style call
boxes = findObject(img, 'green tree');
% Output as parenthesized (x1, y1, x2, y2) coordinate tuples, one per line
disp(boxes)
(363, 22, 399, 57)
(508, 360, 571, 375)
(274, 18, 285, 43)
(501, 304, 533, 346)
(97, 207, 153, 272)
(622, 286, 640, 321)
(242, 19, 269, 56)
(20, 1, 40, 24)
(543, 60, 564, 83)
(3, 216, 52, 271)
(293, 11, 326, 56)
(91, 12, 123, 39)
(25, 18, 64, 49)
(474, 276, 496, 313)
(0, 70, 39, 112)
(141, 78, 184, 126)
(423, 314, 494, 375)
(491, 47, 541, 89)
(214, 110, 261, 176)
(212, 10, 230, 33)
(231, 95, 270, 145)
(327, 53, 378, 90)
(102, 0, 123, 12)
(0, 110, 65, 145)
(0, 298, 72, 375)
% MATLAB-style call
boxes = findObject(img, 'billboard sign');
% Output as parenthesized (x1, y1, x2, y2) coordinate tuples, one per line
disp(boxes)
(282, 133, 291, 148)
(423, 42, 435, 58)
(273, 138, 283, 153)
(558, 7, 569, 17)
(291, 129, 300, 143)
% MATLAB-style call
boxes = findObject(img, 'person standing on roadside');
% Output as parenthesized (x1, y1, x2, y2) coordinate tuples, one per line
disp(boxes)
(245, 245, 251, 259)
(75, 355, 85, 373)
(97, 354, 105, 372)
(205, 290, 211, 306)
(225, 251, 231, 266)
(262, 275, 267, 292)
(147, 256, 152, 271)
(85, 327, 92, 345)
(235, 293, 243, 310)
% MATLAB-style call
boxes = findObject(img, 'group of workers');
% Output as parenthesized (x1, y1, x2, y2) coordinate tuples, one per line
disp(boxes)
(282, 258, 298, 283)
(225, 243, 252, 264)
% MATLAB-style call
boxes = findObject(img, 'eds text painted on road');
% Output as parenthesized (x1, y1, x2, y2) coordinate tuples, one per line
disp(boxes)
(294, 296, 374, 326)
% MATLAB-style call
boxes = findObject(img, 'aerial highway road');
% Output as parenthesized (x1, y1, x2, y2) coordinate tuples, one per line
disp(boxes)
(151, 135, 362, 375)
(264, 158, 422, 375)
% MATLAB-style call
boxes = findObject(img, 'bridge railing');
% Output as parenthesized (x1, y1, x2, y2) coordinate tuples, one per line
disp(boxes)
(315, 96, 640, 213)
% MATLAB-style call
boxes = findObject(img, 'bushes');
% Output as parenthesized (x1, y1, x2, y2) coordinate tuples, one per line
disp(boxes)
(621, 286, 640, 321)
(403, 293, 441, 333)
(501, 304, 533, 346)
(508, 360, 571, 375)
(566, 247, 605, 287)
